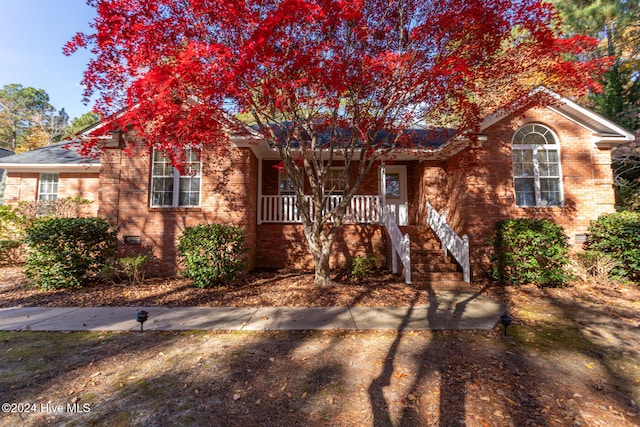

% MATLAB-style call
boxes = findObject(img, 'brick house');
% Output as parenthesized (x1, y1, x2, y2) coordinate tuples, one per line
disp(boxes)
(0, 88, 635, 284)
(0, 141, 100, 216)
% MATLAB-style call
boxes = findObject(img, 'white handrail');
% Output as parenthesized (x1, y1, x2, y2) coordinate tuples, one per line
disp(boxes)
(426, 201, 470, 282)
(381, 205, 411, 284)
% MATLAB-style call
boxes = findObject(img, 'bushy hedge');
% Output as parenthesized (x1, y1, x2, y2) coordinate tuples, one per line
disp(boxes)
(489, 218, 572, 287)
(0, 205, 27, 264)
(0, 239, 23, 266)
(585, 212, 640, 281)
(0, 199, 95, 267)
(177, 223, 246, 288)
(0, 204, 23, 239)
(24, 217, 117, 289)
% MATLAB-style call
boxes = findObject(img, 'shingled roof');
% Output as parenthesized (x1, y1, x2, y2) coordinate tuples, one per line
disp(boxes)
(0, 141, 99, 167)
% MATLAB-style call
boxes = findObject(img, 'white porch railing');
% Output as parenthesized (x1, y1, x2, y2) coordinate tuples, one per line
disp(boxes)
(381, 205, 411, 284)
(258, 195, 381, 224)
(426, 201, 470, 282)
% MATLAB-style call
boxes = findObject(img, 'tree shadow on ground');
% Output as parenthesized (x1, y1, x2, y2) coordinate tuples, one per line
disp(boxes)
(368, 282, 600, 426)
(2, 279, 638, 425)
(0, 330, 348, 426)
(524, 283, 639, 412)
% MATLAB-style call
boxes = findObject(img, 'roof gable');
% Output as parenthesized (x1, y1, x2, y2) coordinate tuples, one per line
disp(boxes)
(480, 86, 636, 148)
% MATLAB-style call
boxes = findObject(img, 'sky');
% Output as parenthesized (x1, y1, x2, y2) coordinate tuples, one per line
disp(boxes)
(0, 0, 97, 120)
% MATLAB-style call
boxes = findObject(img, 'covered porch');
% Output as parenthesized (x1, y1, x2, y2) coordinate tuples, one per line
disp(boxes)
(253, 158, 471, 285)
(257, 159, 410, 226)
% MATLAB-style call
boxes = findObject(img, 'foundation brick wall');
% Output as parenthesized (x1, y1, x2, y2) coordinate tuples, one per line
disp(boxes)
(255, 223, 387, 269)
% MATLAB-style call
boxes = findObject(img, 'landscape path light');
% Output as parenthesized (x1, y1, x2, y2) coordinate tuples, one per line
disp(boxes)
(500, 313, 513, 337)
(136, 310, 148, 333)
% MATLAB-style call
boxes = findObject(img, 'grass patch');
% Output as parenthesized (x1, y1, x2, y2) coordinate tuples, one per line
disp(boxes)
(508, 302, 601, 353)
(508, 321, 593, 353)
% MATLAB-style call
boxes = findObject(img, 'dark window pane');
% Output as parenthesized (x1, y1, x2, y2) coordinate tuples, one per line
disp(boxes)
(385, 173, 400, 199)
(514, 178, 535, 206)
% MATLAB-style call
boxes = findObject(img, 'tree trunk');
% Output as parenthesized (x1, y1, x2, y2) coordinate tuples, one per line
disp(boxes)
(313, 248, 332, 287)
(312, 233, 334, 287)
(300, 203, 341, 287)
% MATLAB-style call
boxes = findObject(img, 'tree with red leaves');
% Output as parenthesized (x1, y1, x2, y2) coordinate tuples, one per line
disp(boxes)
(66, 0, 606, 286)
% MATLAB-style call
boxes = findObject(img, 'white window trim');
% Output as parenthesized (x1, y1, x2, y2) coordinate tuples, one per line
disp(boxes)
(150, 149, 202, 208)
(278, 170, 296, 195)
(38, 172, 59, 202)
(512, 124, 564, 207)
(324, 167, 347, 195)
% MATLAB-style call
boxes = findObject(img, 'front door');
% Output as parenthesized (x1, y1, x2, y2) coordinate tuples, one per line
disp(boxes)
(381, 165, 408, 226)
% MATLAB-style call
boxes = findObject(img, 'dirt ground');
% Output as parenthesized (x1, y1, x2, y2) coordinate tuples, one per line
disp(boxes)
(0, 268, 433, 308)
(0, 267, 639, 426)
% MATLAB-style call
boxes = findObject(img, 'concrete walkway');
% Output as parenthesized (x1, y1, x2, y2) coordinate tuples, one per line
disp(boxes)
(0, 291, 505, 332)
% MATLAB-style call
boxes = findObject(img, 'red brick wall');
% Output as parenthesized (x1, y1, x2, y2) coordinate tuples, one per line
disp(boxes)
(3, 172, 38, 204)
(3, 171, 100, 216)
(100, 142, 258, 275)
(412, 160, 451, 224)
(448, 106, 617, 271)
(255, 223, 387, 269)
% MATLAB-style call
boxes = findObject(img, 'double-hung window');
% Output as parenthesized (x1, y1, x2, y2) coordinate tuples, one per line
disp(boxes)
(151, 148, 201, 207)
(512, 124, 562, 207)
(278, 170, 296, 195)
(324, 168, 347, 195)
(38, 173, 59, 201)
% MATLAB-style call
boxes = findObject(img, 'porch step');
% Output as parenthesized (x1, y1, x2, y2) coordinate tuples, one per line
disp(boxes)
(411, 247, 446, 257)
(411, 261, 460, 272)
(410, 242, 444, 251)
(393, 224, 470, 289)
(412, 271, 465, 281)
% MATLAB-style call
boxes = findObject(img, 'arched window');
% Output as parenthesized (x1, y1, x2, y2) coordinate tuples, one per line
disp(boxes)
(512, 124, 562, 207)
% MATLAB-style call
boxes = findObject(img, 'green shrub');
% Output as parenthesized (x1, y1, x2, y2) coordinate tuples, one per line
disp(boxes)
(177, 223, 246, 288)
(585, 211, 640, 281)
(117, 245, 154, 286)
(0, 198, 95, 244)
(348, 255, 378, 279)
(0, 239, 23, 266)
(0, 204, 26, 241)
(489, 218, 572, 287)
(24, 217, 118, 289)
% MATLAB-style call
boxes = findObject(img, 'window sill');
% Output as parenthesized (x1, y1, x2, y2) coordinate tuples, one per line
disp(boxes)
(515, 205, 564, 209)
(149, 207, 202, 212)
